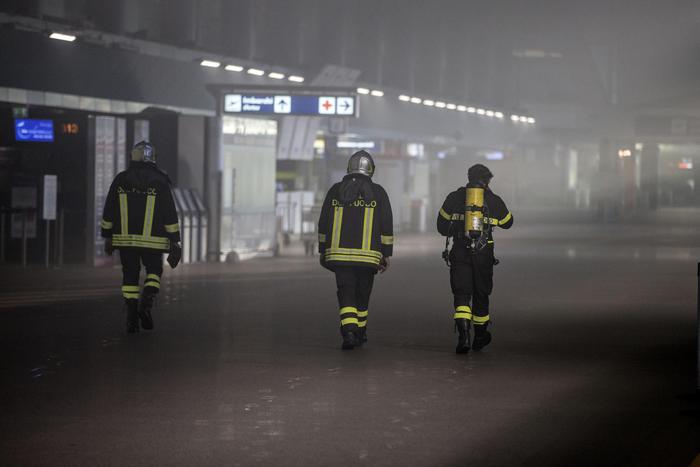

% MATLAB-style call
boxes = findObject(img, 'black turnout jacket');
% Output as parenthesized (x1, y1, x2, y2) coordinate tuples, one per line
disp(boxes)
(437, 186, 513, 250)
(318, 174, 393, 269)
(101, 161, 180, 251)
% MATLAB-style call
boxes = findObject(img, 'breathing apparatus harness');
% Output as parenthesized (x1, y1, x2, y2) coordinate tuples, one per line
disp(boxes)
(442, 182, 495, 267)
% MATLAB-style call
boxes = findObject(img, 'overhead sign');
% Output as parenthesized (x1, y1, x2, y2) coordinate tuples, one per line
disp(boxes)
(224, 93, 357, 117)
(15, 119, 54, 142)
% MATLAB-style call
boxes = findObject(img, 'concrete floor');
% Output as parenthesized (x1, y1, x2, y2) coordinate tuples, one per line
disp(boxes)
(1, 209, 699, 466)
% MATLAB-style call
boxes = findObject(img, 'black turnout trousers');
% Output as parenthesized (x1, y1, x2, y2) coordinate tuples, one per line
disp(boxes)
(334, 266, 376, 333)
(119, 248, 164, 302)
(449, 247, 495, 326)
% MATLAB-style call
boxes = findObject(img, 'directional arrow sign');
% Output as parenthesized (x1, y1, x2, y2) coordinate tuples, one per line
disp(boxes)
(336, 97, 355, 116)
(274, 95, 291, 114)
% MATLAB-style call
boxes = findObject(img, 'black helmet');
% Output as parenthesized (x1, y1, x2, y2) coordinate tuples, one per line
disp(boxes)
(347, 150, 375, 177)
(131, 141, 156, 164)
(468, 164, 493, 185)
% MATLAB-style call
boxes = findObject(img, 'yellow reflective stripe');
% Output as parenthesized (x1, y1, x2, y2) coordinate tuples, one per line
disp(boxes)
(380, 235, 393, 245)
(331, 206, 344, 249)
(357, 320, 367, 328)
(101, 219, 113, 229)
(121, 285, 140, 292)
(499, 212, 512, 224)
(340, 317, 359, 326)
(356, 310, 368, 318)
(340, 306, 358, 314)
(362, 207, 375, 250)
(144, 281, 161, 289)
(473, 315, 490, 324)
(146, 274, 160, 281)
(119, 193, 128, 234)
(164, 223, 180, 233)
(325, 254, 381, 265)
(439, 208, 451, 220)
(112, 234, 170, 250)
(318, 233, 326, 243)
(123, 292, 140, 299)
(454, 305, 473, 320)
(486, 217, 499, 225)
(142, 194, 156, 237)
(326, 247, 382, 258)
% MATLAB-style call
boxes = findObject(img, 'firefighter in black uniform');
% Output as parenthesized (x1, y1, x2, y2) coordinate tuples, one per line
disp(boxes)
(437, 164, 513, 353)
(100, 141, 181, 333)
(318, 150, 394, 350)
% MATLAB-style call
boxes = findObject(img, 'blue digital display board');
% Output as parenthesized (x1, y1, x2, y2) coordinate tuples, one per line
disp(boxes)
(15, 119, 54, 142)
(224, 94, 356, 117)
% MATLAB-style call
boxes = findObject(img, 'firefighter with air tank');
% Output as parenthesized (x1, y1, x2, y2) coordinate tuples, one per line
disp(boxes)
(100, 141, 182, 333)
(437, 164, 513, 353)
(318, 150, 394, 350)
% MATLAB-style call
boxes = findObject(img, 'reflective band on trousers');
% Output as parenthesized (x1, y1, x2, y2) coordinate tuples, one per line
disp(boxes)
(473, 315, 490, 325)
(454, 305, 472, 320)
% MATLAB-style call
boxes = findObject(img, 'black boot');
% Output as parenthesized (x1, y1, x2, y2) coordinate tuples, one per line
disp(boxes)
(341, 330, 357, 350)
(455, 319, 470, 354)
(356, 327, 367, 346)
(126, 299, 139, 333)
(138, 292, 155, 330)
(472, 323, 492, 351)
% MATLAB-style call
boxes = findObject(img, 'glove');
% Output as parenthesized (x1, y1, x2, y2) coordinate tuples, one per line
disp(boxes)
(104, 238, 114, 256)
(167, 243, 182, 269)
(378, 256, 390, 274)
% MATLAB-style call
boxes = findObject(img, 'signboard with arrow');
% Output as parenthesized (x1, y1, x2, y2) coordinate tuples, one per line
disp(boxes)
(224, 93, 357, 117)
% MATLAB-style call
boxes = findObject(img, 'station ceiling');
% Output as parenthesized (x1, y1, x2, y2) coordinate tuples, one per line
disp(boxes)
(2, 0, 700, 118)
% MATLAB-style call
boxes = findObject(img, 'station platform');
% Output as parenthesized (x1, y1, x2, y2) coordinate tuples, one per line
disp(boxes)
(1, 209, 699, 466)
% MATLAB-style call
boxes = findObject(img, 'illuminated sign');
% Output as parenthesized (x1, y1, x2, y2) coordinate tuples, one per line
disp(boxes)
(224, 93, 356, 117)
(15, 119, 54, 142)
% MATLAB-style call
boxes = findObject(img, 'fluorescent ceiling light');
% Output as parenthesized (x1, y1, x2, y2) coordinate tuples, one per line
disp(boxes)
(247, 68, 265, 76)
(511, 115, 520, 121)
(200, 60, 221, 68)
(476, 108, 486, 115)
(49, 32, 76, 42)
(268, 72, 285, 79)
(495, 112, 504, 119)
(485, 110, 495, 117)
(423, 99, 435, 106)
(457, 105, 467, 112)
(446, 103, 457, 110)
(399, 95, 411, 102)
(527, 117, 536, 124)
(467, 107, 476, 113)
(357, 88, 370, 94)
(225, 64, 243, 72)
(435, 101, 446, 108)
(410, 97, 422, 104)
(370, 90, 384, 97)
(288, 75, 305, 82)
(519, 116, 528, 122)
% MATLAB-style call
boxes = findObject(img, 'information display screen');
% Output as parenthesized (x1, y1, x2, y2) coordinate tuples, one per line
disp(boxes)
(224, 94, 356, 117)
(15, 119, 54, 142)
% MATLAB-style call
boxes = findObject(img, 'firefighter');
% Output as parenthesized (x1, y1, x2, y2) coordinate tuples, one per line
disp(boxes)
(437, 164, 513, 353)
(100, 141, 182, 333)
(318, 150, 394, 350)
